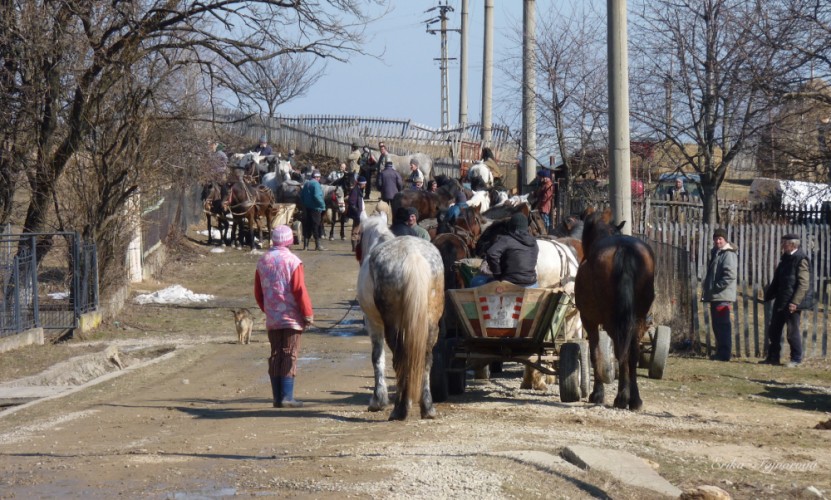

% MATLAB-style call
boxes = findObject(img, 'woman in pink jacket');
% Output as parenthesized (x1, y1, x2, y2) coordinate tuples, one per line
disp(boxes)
(254, 225, 314, 408)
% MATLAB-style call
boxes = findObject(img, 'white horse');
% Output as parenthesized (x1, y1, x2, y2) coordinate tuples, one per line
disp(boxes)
(466, 190, 492, 214)
(371, 150, 433, 181)
(357, 214, 445, 420)
(467, 161, 494, 190)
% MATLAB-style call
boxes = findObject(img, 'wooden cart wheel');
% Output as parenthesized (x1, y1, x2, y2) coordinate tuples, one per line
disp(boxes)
(558, 343, 581, 403)
(598, 331, 616, 383)
(639, 328, 654, 368)
(578, 340, 590, 399)
(648, 325, 671, 379)
(430, 343, 449, 403)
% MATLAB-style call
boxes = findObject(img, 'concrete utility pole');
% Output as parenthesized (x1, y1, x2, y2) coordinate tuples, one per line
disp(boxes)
(522, 0, 537, 190)
(459, 0, 469, 126)
(481, 0, 494, 145)
(607, 0, 632, 235)
(426, 2, 458, 130)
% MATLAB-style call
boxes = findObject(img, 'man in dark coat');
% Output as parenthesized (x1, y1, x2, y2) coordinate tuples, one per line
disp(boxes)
(390, 206, 417, 237)
(347, 177, 366, 252)
(485, 213, 539, 287)
(253, 135, 272, 156)
(378, 160, 402, 204)
(762, 233, 812, 367)
(702, 228, 738, 361)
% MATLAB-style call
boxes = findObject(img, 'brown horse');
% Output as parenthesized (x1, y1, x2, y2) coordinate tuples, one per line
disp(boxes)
(226, 182, 275, 249)
(391, 189, 449, 220)
(201, 181, 230, 245)
(431, 232, 471, 291)
(574, 208, 655, 410)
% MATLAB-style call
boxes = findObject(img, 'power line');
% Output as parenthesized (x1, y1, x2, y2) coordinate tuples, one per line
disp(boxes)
(425, 2, 460, 129)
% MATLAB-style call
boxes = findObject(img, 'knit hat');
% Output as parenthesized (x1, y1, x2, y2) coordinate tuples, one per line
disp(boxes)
(394, 206, 410, 223)
(509, 213, 529, 232)
(407, 207, 419, 218)
(713, 228, 727, 240)
(271, 225, 294, 247)
(259, 135, 267, 143)
(358, 176, 367, 184)
(312, 170, 321, 178)
(537, 169, 551, 178)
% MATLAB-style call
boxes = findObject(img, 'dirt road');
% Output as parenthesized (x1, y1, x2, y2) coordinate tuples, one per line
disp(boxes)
(0, 230, 829, 499)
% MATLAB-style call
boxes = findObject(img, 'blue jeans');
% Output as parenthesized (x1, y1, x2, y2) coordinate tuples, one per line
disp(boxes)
(540, 212, 550, 232)
(469, 274, 537, 288)
(710, 302, 732, 361)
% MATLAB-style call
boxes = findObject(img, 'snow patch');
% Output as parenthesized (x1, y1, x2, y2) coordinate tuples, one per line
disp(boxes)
(133, 285, 214, 305)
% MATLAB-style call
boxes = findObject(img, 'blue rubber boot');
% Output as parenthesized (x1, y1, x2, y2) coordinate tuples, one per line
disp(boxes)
(281, 377, 303, 408)
(270, 376, 283, 408)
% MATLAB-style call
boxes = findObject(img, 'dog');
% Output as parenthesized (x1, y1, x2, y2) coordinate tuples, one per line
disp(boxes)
(232, 308, 254, 345)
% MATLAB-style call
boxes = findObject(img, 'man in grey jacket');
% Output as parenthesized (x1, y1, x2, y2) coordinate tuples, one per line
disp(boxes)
(702, 228, 737, 361)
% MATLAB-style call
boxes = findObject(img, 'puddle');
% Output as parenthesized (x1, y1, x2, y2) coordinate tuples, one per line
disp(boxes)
(172, 487, 237, 499)
(328, 329, 361, 337)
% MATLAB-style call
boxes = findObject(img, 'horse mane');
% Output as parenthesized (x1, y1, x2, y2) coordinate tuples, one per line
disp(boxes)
(582, 208, 623, 258)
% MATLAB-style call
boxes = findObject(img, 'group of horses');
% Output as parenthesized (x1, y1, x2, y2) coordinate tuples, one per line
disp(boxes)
(356, 185, 656, 419)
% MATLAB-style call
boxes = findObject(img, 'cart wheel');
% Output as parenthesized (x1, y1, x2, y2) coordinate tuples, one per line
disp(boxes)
(430, 343, 449, 403)
(291, 220, 302, 245)
(639, 328, 654, 368)
(558, 343, 581, 403)
(578, 340, 590, 399)
(598, 331, 616, 383)
(648, 325, 671, 379)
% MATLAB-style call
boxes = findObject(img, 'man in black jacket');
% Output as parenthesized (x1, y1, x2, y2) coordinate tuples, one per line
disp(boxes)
(762, 233, 812, 367)
(485, 213, 539, 287)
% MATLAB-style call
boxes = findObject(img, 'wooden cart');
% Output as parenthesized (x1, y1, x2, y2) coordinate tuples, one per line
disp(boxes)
(431, 280, 590, 403)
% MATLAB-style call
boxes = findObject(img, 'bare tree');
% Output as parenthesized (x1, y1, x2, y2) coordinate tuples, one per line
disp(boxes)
(631, 0, 793, 225)
(234, 54, 325, 132)
(0, 0, 380, 271)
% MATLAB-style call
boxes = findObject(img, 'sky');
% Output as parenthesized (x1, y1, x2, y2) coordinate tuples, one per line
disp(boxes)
(278, 1, 529, 129)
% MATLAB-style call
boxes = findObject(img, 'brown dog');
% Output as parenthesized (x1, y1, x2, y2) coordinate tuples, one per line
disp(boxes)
(232, 308, 253, 345)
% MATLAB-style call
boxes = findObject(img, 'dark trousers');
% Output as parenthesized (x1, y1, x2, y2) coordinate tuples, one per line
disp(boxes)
(767, 308, 803, 363)
(303, 209, 323, 240)
(710, 302, 732, 361)
(267, 328, 302, 377)
(360, 168, 373, 199)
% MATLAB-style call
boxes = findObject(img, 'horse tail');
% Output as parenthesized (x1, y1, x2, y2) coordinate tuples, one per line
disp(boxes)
(396, 251, 431, 409)
(612, 244, 639, 364)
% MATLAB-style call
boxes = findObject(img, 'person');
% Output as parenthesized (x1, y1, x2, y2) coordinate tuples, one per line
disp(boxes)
(254, 225, 314, 408)
(286, 149, 297, 170)
(359, 146, 376, 200)
(405, 207, 430, 240)
(670, 178, 688, 201)
(481, 147, 502, 183)
(253, 135, 272, 156)
(408, 158, 425, 188)
(299, 170, 326, 251)
(378, 160, 402, 204)
(347, 142, 362, 178)
(390, 206, 418, 237)
(762, 233, 813, 367)
(701, 228, 737, 361)
(534, 169, 554, 233)
(446, 185, 468, 223)
(207, 140, 228, 183)
(427, 179, 438, 193)
(327, 162, 347, 184)
(484, 213, 539, 287)
(347, 176, 367, 252)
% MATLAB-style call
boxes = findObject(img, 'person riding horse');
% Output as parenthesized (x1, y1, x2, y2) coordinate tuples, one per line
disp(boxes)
(471, 213, 539, 288)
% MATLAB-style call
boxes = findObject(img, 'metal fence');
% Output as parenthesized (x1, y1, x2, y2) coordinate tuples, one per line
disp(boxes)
(0, 232, 98, 336)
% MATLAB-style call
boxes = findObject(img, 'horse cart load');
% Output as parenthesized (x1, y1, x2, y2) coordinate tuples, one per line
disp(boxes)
(431, 277, 590, 404)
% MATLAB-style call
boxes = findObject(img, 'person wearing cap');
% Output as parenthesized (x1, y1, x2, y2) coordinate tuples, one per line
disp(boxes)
(406, 207, 430, 240)
(299, 170, 326, 251)
(254, 225, 314, 408)
(408, 158, 425, 189)
(702, 228, 738, 361)
(534, 169, 554, 233)
(378, 159, 403, 204)
(327, 162, 348, 184)
(348, 176, 367, 251)
(762, 233, 813, 367)
(347, 142, 362, 177)
(390, 206, 418, 237)
(253, 135, 273, 156)
(484, 213, 539, 287)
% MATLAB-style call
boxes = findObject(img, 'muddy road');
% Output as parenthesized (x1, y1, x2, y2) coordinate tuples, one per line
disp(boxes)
(0, 228, 829, 499)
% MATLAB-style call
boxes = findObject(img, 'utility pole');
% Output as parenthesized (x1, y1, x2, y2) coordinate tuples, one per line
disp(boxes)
(482, 0, 494, 145)
(522, 0, 537, 191)
(459, 0, 469, 126)
(608, 0, 632, 235)
(426, 2, 458, 129)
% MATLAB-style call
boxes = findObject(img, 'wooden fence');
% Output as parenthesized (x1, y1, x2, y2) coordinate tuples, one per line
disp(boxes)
(644, 216, 830, 359)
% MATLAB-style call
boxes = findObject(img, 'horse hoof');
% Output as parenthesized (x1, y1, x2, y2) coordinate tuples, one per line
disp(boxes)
(613, 395, 629, 410)
(388, 410, 407, 421)
(421, 406, 437, 419)
(629, 398, 643, 411)
(329, 236, 334, 241)
(589, 391, 605, 405)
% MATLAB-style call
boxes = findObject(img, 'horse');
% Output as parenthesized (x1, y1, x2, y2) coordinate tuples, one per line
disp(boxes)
(357, 214, 445, 420)
(431, 232, 471, 291)
(226, 182, 275, 249)
(574, 208, 655, 410)
(200, 181, 230, 245)
(466, 161, 494, 190)
(322, 185, 347, 240)
(391, 190, 446, 220)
